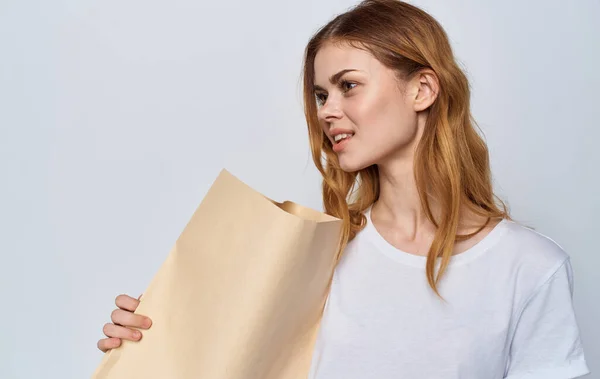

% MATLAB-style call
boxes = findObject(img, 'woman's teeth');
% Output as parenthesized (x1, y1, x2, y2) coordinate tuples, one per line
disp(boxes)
(334, 133, 354, 142)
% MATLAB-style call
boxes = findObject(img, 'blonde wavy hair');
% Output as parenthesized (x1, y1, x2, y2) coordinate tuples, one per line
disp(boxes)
(301, 0, 511, 295)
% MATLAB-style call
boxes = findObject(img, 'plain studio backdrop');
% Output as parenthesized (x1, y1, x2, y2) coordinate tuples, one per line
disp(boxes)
(0, 0, 598, 378)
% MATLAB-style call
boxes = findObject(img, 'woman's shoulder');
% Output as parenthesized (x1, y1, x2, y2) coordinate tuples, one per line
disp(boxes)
(502, 218, 570, 263)
(493, 219, 572, 288)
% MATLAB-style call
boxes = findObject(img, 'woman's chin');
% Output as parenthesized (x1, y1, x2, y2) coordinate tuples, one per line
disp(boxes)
(338, 156, 372, 173)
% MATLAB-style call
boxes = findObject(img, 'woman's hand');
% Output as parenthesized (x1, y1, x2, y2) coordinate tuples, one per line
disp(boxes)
(97, 294, 153, 352)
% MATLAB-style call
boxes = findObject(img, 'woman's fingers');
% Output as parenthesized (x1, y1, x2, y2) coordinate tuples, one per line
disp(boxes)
(97, 293, 151, 353)
(103, 323, 143, 341)
(115, 294, 140, 312)
(110, 308, 152, 329)
(97, 337, 122, 353)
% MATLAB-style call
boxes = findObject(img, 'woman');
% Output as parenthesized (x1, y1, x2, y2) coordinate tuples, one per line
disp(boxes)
(97, 0, 589, 377)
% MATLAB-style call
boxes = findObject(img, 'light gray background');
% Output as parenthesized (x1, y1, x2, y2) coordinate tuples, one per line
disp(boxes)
(1, 0, 598, 378)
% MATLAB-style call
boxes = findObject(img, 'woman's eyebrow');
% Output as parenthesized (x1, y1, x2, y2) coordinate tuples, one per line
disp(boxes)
(313, 69, 360, 92)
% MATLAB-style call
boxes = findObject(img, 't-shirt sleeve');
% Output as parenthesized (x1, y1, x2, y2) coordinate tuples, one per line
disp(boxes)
(504, 258, 589, 379)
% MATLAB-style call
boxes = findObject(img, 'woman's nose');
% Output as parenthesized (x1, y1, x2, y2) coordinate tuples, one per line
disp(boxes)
(317, 96, 343, 121)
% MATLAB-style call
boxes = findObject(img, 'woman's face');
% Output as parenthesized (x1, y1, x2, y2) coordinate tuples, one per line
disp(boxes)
(313, 42, 423, 172)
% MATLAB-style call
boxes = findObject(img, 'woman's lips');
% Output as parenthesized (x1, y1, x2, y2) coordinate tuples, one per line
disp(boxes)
(333, 134, 353, 153)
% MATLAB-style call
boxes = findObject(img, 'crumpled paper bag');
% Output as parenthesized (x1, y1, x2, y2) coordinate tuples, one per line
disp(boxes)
(92, 168, 343, 379)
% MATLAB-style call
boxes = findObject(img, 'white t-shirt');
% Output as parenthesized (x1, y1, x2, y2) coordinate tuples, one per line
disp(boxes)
(307, 207, 589, 379)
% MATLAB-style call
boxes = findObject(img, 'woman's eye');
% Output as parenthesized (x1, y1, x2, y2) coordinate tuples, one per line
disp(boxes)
(315, 93, 327, 106)
(340, 80, 357, 92)
(314, 81, 356, 107)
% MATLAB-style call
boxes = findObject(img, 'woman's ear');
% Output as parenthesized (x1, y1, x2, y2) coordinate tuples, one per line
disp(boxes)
(412, 69, 439, 112)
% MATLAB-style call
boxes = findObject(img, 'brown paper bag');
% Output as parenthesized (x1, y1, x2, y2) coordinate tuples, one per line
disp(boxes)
(92, 168, 343, 379)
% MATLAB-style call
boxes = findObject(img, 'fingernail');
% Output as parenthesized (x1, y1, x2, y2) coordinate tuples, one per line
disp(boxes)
(133, 330, 141, 339)
(144, 318, 152, 328)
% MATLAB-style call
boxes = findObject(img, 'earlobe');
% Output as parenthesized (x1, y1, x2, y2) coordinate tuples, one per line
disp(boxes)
(413, 87, 431, 112)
